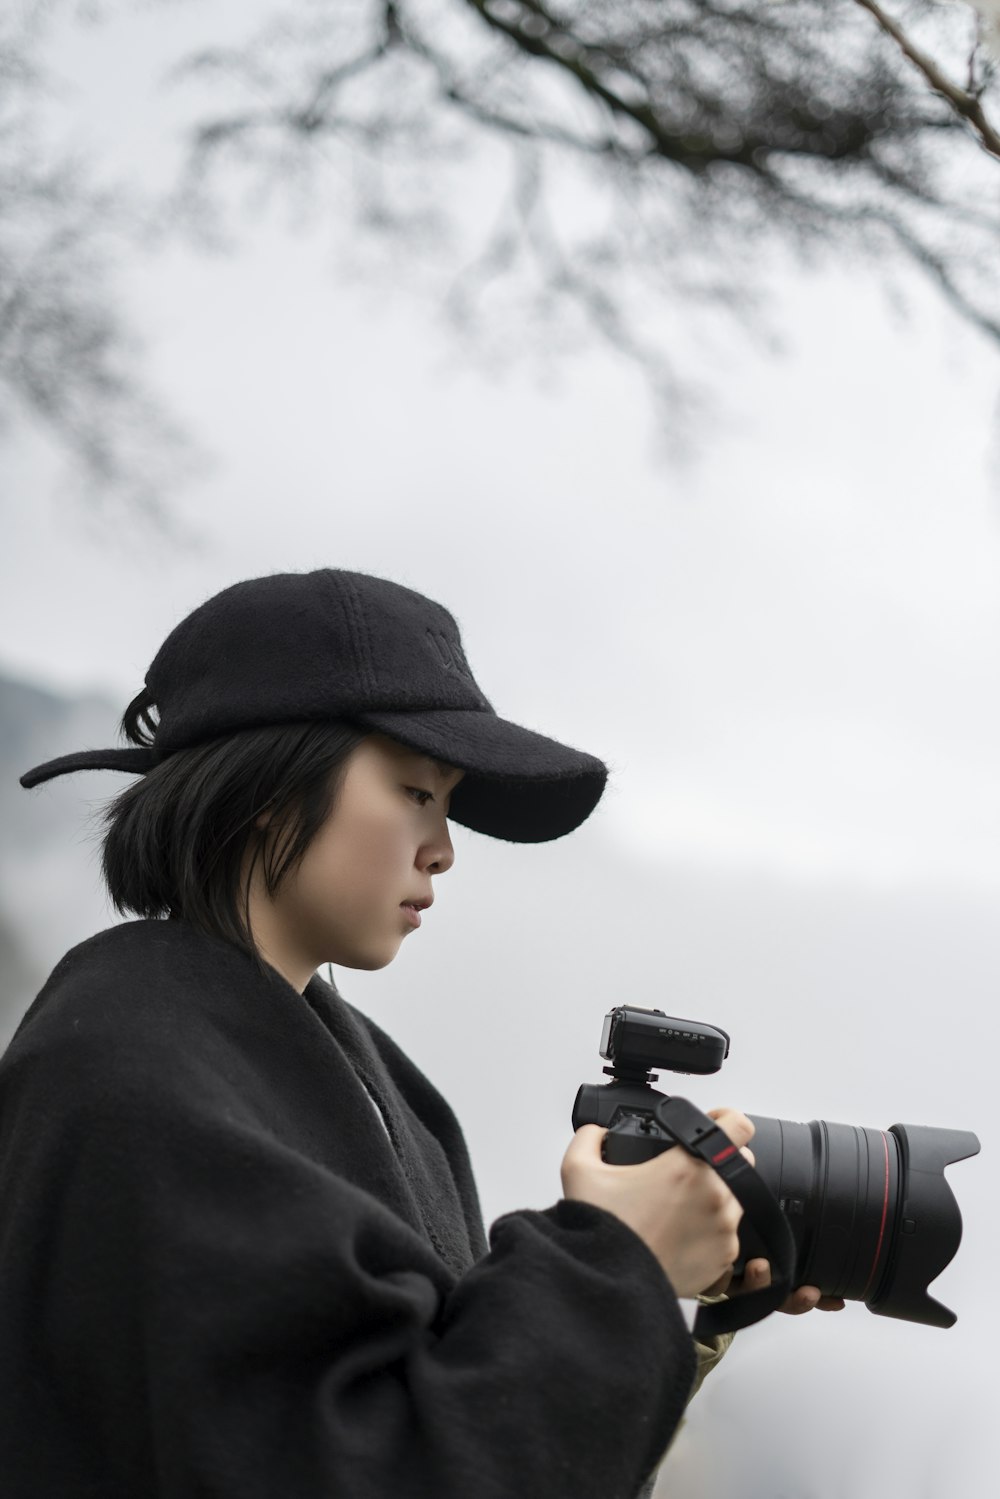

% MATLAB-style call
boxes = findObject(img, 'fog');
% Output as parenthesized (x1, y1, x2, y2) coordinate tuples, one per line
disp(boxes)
(2, 3, 998, 1495)
(6, 701, 995, 1497)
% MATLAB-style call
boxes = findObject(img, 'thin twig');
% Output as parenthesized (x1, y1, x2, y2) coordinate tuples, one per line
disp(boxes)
(854, 0, 1000, 161)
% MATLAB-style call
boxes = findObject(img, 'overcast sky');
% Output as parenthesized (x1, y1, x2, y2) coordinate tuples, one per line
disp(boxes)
(2, 5, 998, 1497)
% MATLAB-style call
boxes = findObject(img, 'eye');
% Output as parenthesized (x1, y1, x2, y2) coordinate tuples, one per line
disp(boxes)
(405, 786, 435, 807)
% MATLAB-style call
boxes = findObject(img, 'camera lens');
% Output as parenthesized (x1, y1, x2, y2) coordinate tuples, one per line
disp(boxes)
(742, 1116, 979, 1327)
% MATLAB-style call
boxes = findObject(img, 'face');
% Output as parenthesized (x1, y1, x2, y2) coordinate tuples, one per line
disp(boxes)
(245, 734, 463, 991)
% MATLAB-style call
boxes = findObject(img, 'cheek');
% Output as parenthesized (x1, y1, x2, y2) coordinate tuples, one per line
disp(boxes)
(294, 808, 409, 917)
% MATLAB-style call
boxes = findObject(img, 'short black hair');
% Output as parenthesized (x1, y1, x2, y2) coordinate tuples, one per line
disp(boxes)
(101, 690, 369, 964)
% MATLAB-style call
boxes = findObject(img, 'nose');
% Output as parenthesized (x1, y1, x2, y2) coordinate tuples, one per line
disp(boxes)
(421, 818, 455, 876)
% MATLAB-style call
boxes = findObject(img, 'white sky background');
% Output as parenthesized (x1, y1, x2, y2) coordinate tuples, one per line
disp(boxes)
(1, 3, 999, 1496)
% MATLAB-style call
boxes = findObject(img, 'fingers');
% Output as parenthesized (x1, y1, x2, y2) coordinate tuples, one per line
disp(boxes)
(782, 1284, 845, 1313)
(779, 1287, 844, 1314)
(737, 1258, 777, 1301)
(565, 1123, 606, 1160)
(705, 1107, 755, 1153)
(781, 1286, 824, 1315)
(740, 1259, 847, 1314)
(559, 1124, 606, 1190)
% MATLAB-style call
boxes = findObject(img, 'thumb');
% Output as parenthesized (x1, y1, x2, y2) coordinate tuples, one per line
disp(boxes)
(561, 1123, 607, 1180)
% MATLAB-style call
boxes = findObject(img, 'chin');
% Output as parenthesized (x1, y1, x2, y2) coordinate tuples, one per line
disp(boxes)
(333, 944, 402, 973)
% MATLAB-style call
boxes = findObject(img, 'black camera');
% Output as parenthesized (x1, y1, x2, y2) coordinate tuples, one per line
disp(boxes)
(572, 1006, 980, 1328)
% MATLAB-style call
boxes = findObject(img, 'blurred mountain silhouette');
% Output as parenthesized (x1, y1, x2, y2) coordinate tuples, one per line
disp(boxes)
(0, 669, 124, 1043)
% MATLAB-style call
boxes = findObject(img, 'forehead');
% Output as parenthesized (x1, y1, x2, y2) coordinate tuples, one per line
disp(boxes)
(371, 734, 463, 787)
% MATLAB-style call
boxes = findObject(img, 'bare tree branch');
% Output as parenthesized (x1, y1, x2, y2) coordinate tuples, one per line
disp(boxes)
(0, 14, 205, 527)
(854, 0, 1000, 160)
(9, 0, 1000, 489)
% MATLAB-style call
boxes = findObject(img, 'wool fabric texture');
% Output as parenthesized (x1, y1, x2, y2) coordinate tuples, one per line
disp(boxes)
(0, 920, 697, 1498)
(19, 569, 608, 843)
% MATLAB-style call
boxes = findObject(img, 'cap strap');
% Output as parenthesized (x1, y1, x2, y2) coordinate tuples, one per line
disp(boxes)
(20, 748, 159, 789)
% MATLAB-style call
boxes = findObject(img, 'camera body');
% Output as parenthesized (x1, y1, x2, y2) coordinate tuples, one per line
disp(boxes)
(573, 1005, 980, 1329)
(574, 1007, 729, 1160)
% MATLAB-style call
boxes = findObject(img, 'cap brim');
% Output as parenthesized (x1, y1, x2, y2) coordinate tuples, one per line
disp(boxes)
(355, 709, 607, 843)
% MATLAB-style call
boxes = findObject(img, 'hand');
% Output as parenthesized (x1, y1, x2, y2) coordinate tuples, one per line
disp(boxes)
(731, 1257, 847, 1314)
(561, 1106, 755, 1299)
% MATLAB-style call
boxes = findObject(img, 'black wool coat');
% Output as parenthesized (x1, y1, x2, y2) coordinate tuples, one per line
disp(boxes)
(0, 920, 697, 1498)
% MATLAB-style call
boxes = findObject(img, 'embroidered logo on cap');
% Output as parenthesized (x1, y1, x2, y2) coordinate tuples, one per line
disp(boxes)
(426, 629, 475, 682)
(425, 629, 491, 709)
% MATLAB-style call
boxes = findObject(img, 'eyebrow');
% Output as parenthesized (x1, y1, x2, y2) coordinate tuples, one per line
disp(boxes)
(425, 756, 462, 785)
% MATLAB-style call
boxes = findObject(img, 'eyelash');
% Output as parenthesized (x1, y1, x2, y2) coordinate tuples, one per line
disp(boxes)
(405, 787, 435, 807)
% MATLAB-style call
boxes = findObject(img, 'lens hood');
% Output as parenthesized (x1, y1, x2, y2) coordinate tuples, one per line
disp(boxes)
(744, 1116, 980, 1328)
(868, 1124, 980, 1328)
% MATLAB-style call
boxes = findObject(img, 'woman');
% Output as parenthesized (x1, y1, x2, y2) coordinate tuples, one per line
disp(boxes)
(1, 567, 764, 1498)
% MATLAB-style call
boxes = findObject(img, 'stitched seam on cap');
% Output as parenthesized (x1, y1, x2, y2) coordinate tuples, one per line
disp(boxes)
(341, 574, 379, 698)
(324, 572, 371, 700)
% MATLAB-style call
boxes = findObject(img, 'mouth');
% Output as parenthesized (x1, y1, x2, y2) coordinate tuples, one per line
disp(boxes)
(401, 898, 433, 913)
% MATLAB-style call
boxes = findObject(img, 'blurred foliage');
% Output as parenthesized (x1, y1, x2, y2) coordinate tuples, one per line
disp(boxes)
(0, 5, 201, 525)
(0, 670, 121, 1042)
(3, 0, 1000, 506)
(174, 0, 1000, 406)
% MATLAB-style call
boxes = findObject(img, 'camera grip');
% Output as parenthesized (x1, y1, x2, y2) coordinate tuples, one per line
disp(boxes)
(602, 1117, 677, 1166)
(600, 1099, 796, 1335)
(651, 1097, 797, 1336)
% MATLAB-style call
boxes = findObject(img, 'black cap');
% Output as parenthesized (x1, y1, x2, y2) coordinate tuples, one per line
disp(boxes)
(20, 569, 607, 843)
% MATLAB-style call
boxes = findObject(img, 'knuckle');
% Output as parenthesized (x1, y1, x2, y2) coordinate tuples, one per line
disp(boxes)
(716, 1108, 753, 1145)
(724, 1198, 743, 1232)
(670, 1152, 699, 1187)
(708, 1173, 731, 1209)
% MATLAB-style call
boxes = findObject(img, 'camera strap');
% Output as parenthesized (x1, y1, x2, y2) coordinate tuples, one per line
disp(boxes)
(652, 1096, 798, 1337)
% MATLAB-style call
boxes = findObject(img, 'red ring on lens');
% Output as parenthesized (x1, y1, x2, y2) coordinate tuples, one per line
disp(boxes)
(861, 1130, 891, 1299)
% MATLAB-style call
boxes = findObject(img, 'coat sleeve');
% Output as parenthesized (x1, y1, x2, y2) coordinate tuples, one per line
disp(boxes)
(25, 1036, 698, 1499)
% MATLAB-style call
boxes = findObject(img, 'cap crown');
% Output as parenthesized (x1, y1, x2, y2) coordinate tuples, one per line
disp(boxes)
(147, 570, 493, 750)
